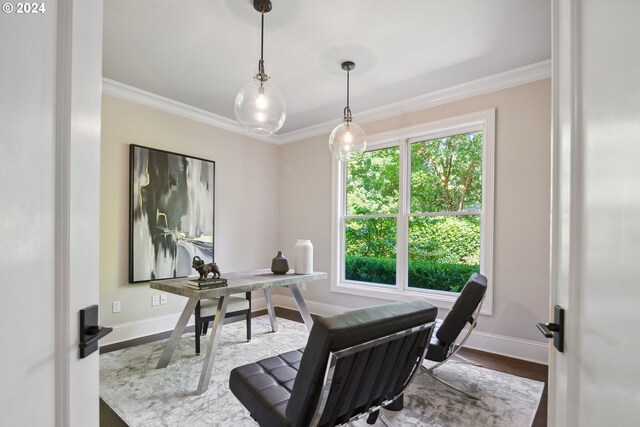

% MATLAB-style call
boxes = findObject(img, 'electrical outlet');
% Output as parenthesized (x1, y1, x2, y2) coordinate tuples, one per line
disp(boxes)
(301, 283, 306, 291)
(152, 295, 160, 306)
(160, 294, 167, 305)
(112, 301, 121, 313)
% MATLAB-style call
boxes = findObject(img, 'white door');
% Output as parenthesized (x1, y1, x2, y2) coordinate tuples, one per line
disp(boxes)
(549, 0, 640, 425)
(0, 1, 103, 425)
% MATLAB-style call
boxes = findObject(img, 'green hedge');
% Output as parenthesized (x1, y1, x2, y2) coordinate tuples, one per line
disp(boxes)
(408, 216, 480, 264)
(345, 256, 478, 293)
(345, 256, 396, 285)
(408, 259, 479, 292)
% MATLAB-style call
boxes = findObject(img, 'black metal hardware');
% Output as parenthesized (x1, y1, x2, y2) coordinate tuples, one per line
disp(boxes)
(341, 61, 356, 72)
(253, 0, 272, 13)
(252, 0, 272, 83)
(536, 305, 564, 352)
(341, 61, 356, 122)
(536, 322, 556, 338)
(79, 304, 113, 359)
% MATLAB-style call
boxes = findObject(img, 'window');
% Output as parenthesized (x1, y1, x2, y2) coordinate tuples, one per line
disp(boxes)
(331, 110, 494, 313)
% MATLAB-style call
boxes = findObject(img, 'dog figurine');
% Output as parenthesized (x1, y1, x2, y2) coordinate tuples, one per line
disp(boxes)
(192, 256, 221, 280)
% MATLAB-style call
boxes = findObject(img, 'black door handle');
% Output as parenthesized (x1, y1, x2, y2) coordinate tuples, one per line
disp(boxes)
(79, 305, 113, 358)
(536, 322, 560, 338)
(536, 305, 564, 352)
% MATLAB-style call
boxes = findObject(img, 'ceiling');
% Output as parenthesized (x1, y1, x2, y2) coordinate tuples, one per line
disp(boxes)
(103, 0, 551, 136)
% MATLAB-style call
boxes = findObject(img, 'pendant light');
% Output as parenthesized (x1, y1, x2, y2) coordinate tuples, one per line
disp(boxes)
(328, 61, 367, 161)
(235, 0, 286, 135)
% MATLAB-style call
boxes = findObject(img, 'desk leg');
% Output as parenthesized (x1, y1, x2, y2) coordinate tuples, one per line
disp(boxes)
(289, 284, 313, 332)
(196, 296, 229, 395)
(156, 298, 199, 368)
(263, 289, 278, 332)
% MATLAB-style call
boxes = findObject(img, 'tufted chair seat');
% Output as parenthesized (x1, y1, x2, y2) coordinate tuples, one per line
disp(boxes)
(229, 300, 437, 427)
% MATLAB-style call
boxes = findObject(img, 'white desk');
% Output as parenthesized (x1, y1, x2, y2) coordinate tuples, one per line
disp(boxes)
(150, 269, 327, 394)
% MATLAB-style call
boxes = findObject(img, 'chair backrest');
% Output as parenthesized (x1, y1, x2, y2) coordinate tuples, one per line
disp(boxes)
(436, 272, 487, 346)
(285, 300, 437, 427)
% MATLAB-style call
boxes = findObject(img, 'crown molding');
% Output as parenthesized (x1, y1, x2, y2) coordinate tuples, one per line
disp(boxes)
(101, 78, 280, 144)
(277, 59, 551, 144)
(102, 59, 550, 146)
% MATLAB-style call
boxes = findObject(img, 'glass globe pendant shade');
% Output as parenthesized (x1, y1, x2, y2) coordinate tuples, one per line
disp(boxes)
(328, 121, 367, 162)
(235, 78, 286, 135)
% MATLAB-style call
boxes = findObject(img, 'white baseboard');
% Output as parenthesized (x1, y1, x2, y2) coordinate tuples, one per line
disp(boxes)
(273, 294, 549, 365)
(464, 330, 549, 365)
(100, 295, 549, 365)
(101, 297, 268, 347)
(100, 312, 196, 347)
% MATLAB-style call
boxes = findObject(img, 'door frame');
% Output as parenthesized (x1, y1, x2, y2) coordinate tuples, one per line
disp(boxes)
(54, 0, 103, 425)
(549, 0, 583, 425)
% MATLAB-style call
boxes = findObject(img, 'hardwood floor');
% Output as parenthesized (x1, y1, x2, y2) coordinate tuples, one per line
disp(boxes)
(100, 307, 548, 426)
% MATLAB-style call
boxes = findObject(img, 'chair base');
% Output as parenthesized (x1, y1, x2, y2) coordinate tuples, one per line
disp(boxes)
(365, 410, 393, 426)
(364, 394, 402, 425)
(385, 393, 403, 411)
(451, 352, 483, 367)
(380, 414, 393, 427)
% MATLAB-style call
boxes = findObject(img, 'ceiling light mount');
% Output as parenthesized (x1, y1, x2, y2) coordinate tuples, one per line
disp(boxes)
(253, 0, 272, 13)
(341, 61, 355, 72)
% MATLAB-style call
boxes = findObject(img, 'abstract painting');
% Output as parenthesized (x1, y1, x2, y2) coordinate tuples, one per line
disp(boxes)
(129, 145, 214, 283)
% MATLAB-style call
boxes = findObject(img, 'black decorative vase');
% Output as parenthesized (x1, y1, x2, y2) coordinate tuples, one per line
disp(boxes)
(271, 251, 289, 274)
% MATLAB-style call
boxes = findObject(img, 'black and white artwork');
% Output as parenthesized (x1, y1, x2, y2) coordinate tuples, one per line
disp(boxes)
(129, 145, 214, 283)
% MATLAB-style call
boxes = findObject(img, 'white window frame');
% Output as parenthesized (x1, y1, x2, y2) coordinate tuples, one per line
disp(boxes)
(330, 109, 495, 315)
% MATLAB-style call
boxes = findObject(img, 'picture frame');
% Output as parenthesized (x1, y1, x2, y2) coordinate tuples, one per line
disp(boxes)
(129, 144, 215, 283)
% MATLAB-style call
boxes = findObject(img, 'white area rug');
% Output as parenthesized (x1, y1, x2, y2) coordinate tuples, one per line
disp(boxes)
(100, 316, 543, 426)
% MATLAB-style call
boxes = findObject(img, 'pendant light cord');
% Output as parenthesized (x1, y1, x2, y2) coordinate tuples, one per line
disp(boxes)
(257, 8, 266, 82)
(344, 69, 352, 122)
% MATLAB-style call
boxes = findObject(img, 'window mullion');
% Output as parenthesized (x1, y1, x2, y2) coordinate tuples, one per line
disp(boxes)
(397, 139, 409, 290)
(340, 160, 347, 284)
(408, 210, 482, 218)
(344, 214, 398, 220)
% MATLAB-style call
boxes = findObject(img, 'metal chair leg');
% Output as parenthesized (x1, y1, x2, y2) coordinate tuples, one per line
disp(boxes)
(451, 352, 483, 367)
(379, 413, 393, 427)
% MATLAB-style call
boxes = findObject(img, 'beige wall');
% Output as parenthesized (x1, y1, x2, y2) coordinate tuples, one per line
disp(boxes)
(99, 80, 551, 361)
(99, 95, 280, 344)
(277, 79, 551, 361)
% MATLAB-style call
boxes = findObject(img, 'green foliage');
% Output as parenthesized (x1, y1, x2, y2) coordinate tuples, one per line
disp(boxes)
(345, 256, 396, 285)
(409, 216, 480, 264)
(345, 218, 396, 258)
(408, 259, 479, 292)
(345, 256, 478, 292)
(346, 147, 399, 215)
(411, 131, 482, 212)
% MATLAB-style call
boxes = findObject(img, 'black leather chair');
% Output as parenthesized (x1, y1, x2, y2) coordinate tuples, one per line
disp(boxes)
(229, 300, 437, 427)
(422, 272, 487, 399)
(194, 292, 251, 354)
